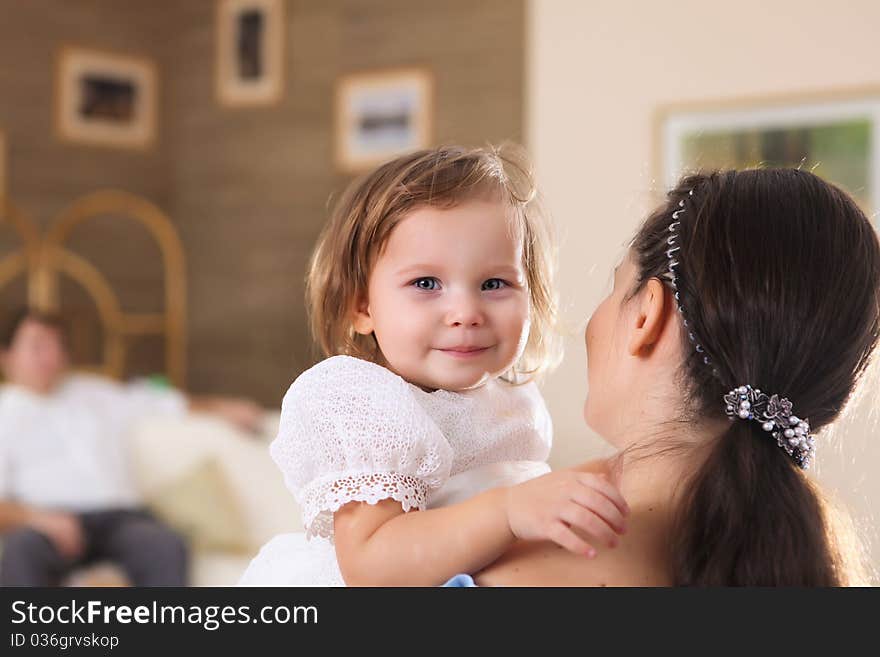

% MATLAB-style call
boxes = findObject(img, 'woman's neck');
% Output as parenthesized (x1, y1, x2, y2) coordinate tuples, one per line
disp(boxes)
(613, 418, 724, 515)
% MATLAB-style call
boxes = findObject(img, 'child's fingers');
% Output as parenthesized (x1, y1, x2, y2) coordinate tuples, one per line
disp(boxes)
(569, 488, 628, 534)
(576, 472, 629, 515)
(576, 472, 630, 516)
(559, 502, 620, 548)
(549, 521, 596, 557)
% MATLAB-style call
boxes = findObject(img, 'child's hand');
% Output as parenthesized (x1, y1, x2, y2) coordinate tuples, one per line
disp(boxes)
(504, 460, 629, 557)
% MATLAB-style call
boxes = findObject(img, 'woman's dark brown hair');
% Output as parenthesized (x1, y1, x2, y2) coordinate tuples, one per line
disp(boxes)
(631, 169, 880, 585)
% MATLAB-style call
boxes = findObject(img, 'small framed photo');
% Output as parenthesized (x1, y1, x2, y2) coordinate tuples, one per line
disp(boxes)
(55, 47, 157, 150)
(335, 68, 434, 173)
(657, 89, 880, 218)
(216, 0, 285, 107)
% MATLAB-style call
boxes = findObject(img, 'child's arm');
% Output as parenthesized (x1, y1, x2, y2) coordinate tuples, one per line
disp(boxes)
(334, 467, 629, 586)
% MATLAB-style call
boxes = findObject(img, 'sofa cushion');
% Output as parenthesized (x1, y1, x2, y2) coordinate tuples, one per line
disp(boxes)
(145, 457, 252, 554)
(130, 412, 302, 553)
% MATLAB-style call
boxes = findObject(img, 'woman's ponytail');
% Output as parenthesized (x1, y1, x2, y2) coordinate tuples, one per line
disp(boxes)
(631, 168, 880, 585)
(670, 421, 842, 585)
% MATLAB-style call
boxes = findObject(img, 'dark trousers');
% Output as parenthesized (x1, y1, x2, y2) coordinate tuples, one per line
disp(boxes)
(0, 508, 188, 587)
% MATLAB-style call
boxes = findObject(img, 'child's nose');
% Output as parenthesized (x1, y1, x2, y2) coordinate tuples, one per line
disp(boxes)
(445, 294, 485, 327)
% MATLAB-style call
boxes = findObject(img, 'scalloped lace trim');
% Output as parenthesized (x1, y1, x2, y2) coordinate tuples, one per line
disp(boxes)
(301, 472, 428, 541)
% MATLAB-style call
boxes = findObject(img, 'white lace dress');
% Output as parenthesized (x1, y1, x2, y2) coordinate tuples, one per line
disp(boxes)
(238, 355, 552, 586)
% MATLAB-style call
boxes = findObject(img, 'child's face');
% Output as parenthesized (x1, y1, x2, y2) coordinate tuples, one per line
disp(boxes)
(353, 198, 530, 391)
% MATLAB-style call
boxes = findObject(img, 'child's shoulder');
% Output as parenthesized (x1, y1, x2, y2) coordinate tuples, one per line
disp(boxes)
(296, 355, 404, 385)
(283, 355, 411, 406)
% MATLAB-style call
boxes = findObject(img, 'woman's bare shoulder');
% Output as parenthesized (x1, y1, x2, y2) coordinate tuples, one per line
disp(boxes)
(475, 509, 672, 587)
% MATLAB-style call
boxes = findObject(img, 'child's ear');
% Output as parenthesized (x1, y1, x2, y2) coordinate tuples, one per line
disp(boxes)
(351, 296, 374, 336)
(627, 278, 668, 357)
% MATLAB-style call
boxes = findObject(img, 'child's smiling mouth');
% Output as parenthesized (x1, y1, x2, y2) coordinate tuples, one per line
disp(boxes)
(436, 345, 493, 359)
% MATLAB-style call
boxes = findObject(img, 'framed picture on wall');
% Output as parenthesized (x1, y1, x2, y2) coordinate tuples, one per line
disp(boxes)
(216, 0, 284, 107)
(55, 47, 158, 150)
(335, 68, 434, 173)
(657, 89, 880, 219)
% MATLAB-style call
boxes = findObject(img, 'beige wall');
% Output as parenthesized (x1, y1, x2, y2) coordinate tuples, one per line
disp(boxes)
(527, 0, 880, 571)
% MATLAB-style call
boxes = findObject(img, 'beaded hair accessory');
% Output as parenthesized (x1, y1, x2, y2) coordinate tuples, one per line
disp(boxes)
(665, 190, 716, 372)
(664, 188, 815, 469)
(724, 385, 815, 469)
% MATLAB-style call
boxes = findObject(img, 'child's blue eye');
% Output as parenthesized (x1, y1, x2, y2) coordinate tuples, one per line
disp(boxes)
(412, 277, 440, 291)
(482, 278, 507, 291)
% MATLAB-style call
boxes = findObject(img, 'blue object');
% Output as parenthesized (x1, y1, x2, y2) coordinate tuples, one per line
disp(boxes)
(443, 574, 478, 587)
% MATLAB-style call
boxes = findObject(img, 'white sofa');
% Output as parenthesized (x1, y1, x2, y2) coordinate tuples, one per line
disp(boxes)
(129, 411, 302, 586)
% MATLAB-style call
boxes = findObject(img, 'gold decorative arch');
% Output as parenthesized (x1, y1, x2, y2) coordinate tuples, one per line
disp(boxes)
(0, 190, 186, 386)
(0, 198, 41, 304)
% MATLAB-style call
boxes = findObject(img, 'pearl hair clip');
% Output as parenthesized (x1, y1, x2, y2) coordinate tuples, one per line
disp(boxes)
(724, 385, 816, 469)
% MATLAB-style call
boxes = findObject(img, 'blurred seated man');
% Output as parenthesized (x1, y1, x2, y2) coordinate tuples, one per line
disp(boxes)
(0, 308, 264, 586)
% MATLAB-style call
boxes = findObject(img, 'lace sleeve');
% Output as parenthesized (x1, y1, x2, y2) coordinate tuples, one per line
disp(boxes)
(270, 356, 453, 540)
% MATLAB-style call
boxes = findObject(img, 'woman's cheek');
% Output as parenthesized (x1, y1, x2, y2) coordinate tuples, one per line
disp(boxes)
(585, 314, 599, 361)
(586, 295, 613, 350)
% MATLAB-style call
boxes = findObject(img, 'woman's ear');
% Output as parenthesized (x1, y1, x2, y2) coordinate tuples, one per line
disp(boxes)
(627, 278, 668, 357)
(351, 297, 374, 336)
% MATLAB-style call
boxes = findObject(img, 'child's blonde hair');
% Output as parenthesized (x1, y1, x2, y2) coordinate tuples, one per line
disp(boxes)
(307, 144, 561, 381)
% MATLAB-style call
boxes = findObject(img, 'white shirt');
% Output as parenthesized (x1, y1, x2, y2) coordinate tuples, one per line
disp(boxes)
(270, 355, 553, 540)
(0, 373, 186, 512)
(240, 355, 553, 586)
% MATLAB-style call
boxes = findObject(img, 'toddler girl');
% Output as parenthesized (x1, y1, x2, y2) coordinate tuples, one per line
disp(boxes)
(239, 145, 628, 586)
